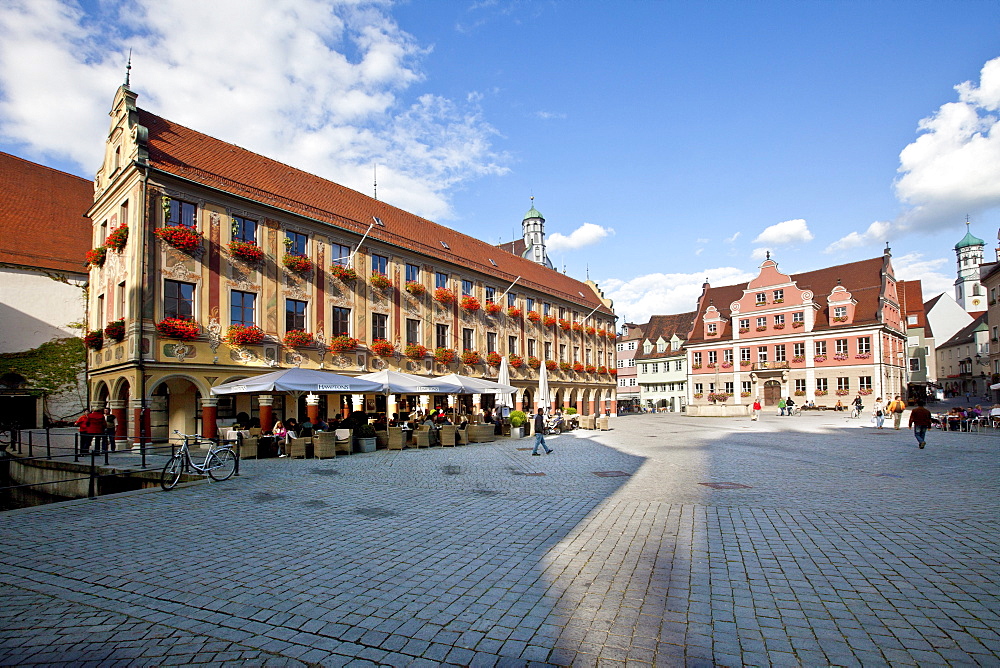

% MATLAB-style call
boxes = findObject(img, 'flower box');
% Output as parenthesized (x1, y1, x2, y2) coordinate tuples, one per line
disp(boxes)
(404, 343, 428, 359)
(370, 272, 392, 290)
(835, 389, 850, 396)
(692, 363, 702, 369)
(156, 318, 200, 340)
(330, 265, 359, 282)
(487, 351, 502, 367)
(84, 330, 104, 350)
(792, 321, 804, 328)
(508, 354, 524, 368)
(229, 240, 264, 264)
(585, 364, 596, 373)
(282, 253, 313, 273)
(543, 315, 557, 327)
(740, 360, 751, 367)
(527, 356, 541, 369)
(693, 393, 704, 399)
(814, 355, 827, 362)
(462, 350, 482, 365)
(527, 310, 541, 323)
(774, 298, 784, 303)
(597, 328, 607, 338)
(227, 324, 265, 346)
(708, 393, 730, 402)
(773, 324, 785, 330)
(86, 247, 107, 268)
(609, 368, 617, 376)
(855, 353, 871, 359)
(720, 362, 733, 368)
(370, 339, 395, 357)
(106, 225, 129, 252)
(794, 390, 806, 396)
(858, 389, 873, 395)
(460, 296, 481, 312)
(755, 301, 766, 307)
(738, 327, 750, 333)
(507, 307, 522, 319)
(572, 362, 585, 372)
(559, 361, 571, 371)
(330, 335, 360, 353)
(404, 281, 425, 296)
(740, 391, 752, 397)
(558, 318, 571, 331)
(104, 319, 126, 342)
(815, 390, 828, 396)
(832, 316, 848, 322)
(607, 330, 617, 340)
(283, 329, 314, 347)
(598, 365, 608, 374)
(707, 362, 716, 369)
(434, 287, 456, 305)
(585, 326, 596, 336)
(154, 225, 202, 253)
(435, 347, 456, 364)
(792, 356, 805, 363)
(538, 359, 554, 372)
(485, 302, 503, 315)
(833, 354, 849, 361)
(571, 322, 583, 332)
(756, 326, 767, 332)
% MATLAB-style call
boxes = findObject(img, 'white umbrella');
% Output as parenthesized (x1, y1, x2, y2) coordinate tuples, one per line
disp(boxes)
(436, 373, 516, 395)
(496, 355, 514, 416)
(357, 369, 465, 395)
(210, 367, 383, 396)
(536, 361, 551, 413)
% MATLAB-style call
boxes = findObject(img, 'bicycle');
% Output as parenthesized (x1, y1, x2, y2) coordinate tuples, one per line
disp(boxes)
(849, 404, 863, 419)
(161, 430, 238, 490)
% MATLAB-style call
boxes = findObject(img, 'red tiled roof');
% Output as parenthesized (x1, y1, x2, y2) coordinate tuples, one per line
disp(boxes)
(0, 151, 93, 274)
(497, 238, 527, 257)
(688, 256, 888, 342)
(634, 312, 696, 361)
(897, 280, 927, 329)
(138, 110, 612, 315)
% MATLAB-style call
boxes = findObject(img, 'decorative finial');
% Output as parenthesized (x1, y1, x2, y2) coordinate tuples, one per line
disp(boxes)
(124, 49, 132, 87)
(837, 277, 842, 285)
(766, 250, 770, 260)
(373, 163, 377, 201)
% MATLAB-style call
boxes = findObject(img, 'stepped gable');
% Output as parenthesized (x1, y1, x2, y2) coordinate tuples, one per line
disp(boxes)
(138, 109, 611, 314)
(688, 256, 887, 342)
(0, 151, 93, 273)
(634, 312, 696, 361)
(897, 280, 926, 329)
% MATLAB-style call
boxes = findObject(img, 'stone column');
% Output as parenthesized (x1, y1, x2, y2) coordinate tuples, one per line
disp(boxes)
(109, 400, 128, 446)
(201, 397, 218, 439)
(130, 398, 149, 449)
(259, 395, 274, 433)
(589, 397, 597, 415)
(306, 393, 320, 424)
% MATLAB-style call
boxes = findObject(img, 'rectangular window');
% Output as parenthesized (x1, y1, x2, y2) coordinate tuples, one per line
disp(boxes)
(462, 279, 473, 296)
(544, 341, 551, 359)
(740, 347, 751, 362)
(462, 328, 474, 351)
(695, 383, 703, 394)
(405, 263, 420, 283)
(543, 302, 551, 315)
(642, 364, 648, 374)
(164, 280, 195, 320)
(436, 272, 448, 289)
(372, 313, 388, 341)
(332, 307, 350, 336)
(757, 346, 768, 362)
(508, 336, 518, 355)
(652, 362, 659, 373)
(406, 319, 420, 345)
(436, 323, 449, 349)
(739, 318, 750, 330)
(793, 311, 804, 323)
(528, 339, 537, 357)
(168, 199, 196, 228)
(675, 360, 682, 371)
(332, 243, 352, 267)
(835, 339, 848, 355)
(693, 352, 702, 366)
(96, 294, 105, 329)
(286, 299, 307, 332)
(909, 358, 921, 372)
(232, 215, 256, 243)
(857, 337, 871, 354)
(119, 200, 129, 228)
(793, 342, 805, 358)
(725, 382, 734, 395)
(708, 351, 717, 364)
(231, 290, 256, 326)
(724, 349, 733, 363)
(561, 344, 567, 362)
(285, 230, 307, 256)
(756, 292, 766, 304)
(837, 377, 850, 391)
(371, 253, 388, 275)
(507, 293, 517, 307)
(774, 344, 786, 361)
(774, 314, 785, 325)
(773, 289, 784, 302)
(487, 332, 497, 353)
(485, 287, 496, 304)
(833, 305, 847, 319)
(816, 378, 828, 392)
(742, 381, 752, 394)
(526, 297, 535, 313)
(795, 379, 806, 393)
(859, 376, 872, 391)
(815, 340, 827, 356)
(117, 282, 126, 320)
(707, 323, 717, 335)
(756, 317, 766, 329)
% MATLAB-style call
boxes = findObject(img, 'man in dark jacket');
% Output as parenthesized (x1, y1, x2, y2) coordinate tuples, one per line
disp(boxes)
(531, 409, 552, 456)
(908, 400, 933, 449)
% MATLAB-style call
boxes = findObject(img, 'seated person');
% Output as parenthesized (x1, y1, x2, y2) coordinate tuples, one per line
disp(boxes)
(423, 415, 439, 445)
(298, 419, 313, 437)
(458, 415, 469, 430)
(834, 400, 844, 411)
(314, 417, 328, 432)
(284, 418, 298, 439)
(482, 408, 495, 424)
(235, 412, 251, 429)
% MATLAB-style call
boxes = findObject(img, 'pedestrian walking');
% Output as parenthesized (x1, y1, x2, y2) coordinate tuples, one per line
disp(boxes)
(872, 397, 886, 429)
(777, 398, 786, 416)
(74, 407, 105, 455)
(784, 397, 795, 416)
(531, 408, 552, 455)
(102, 407, 118, 452)
(888, 395, 906, 430)
(909, 400, 932, 448)
(752, 398, 761, 421)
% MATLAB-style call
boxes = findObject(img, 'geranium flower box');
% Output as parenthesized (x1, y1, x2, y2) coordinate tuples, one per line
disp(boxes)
(792, 321, 804, 328)
(858, 389, 873, 395)
(154, 225, 202, 253)
(527, 356, 541, 369)
(756, 326, 767, 332)
(405, 281, 425, 296)
(462, 350, 482, 365)
(506, 307, 522, 319)
(84, 330, 104, 350)
(405, 343, 428, 359)
(791, 356, 805, 363)
(794, 390, 806, 396)
(814, 355, 827, 362)
(282, 253, 313, 274)
(558, 318, 571, 331)
(227, 324, 265, 346)
(585, 364, 596, 373)
(571, 322, 583, 332)
(487, 351, 502, 367)
(692, 363, 702, 369)
(435, 347, 457, 364)
(526, 311, 541, 323)
(485, 302, 502, 315)
(104, 319, 126, 342)
(543, 315, 557, 327)
(434, 287, 456, 305)
(156, 318, 200, 340)
(370, 339, 395, 357)
(740, 391, 752, 397)
(773, 323, 785, 330)
(609, 368, 617, 376)
(330, 265, 358, 282)
(545, 360, 558, 371)
(815, 390, 828, 396)
(559, 361, 571, 371)
(329, 335, 360, 353)
(85, 247, 107, 268)
(738, 327, 750, 333)
(370, 272, 392, 290)
(106, 225, 129, 252)
(598, 365, 607, 374)
(283, 329, 314, 347)
(740, 360, 752, 367)
(585, 326, 596, 336)
(460, 296, 481, 312)
(229, 240, 264, 264)
(508, 354, 524, 368)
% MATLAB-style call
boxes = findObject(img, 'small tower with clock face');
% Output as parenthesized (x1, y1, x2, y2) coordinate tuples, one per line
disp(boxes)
(954, 222, 986, 311)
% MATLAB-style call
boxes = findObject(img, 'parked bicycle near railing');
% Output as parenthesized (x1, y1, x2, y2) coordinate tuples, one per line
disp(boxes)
(161, 430, 238, 490)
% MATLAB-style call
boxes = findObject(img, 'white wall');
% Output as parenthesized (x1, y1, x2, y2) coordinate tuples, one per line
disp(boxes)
(0, 266, 86, 353)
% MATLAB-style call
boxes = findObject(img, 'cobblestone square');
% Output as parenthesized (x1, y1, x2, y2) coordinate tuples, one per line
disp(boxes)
(1, 410, 998, 666)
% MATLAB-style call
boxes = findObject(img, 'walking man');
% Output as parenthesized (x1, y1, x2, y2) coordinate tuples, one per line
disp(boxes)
(909, 399, 932, 449)
(777, 397, 786, 416)
(531, 408, 552, 455)
(888, 395, 906, 429)
(751, 398, 762, 421)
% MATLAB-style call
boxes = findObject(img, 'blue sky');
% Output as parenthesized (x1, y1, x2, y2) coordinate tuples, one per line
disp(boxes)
(2, 1, 999, 324)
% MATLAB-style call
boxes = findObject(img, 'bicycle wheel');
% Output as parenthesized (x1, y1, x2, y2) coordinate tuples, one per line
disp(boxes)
(0, 428, 10, 447)
(207, 448, 237, 481)
(161, 455, 185, 490)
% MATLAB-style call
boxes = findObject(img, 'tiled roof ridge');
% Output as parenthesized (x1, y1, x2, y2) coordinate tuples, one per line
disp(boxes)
(708, 256, 885, 294)
(138, 109, 612, 314)
(0, 150, 91, 185)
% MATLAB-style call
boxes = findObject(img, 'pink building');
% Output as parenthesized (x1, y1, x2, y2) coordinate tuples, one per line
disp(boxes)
(615, 322, 645, 412)
(684, 251, 908, 415)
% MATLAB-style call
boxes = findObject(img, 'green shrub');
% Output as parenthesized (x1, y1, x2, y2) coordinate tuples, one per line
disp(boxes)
(355, 424, 377, 438)
(563, 406, 578, 415)
(508, 410, 527, 428)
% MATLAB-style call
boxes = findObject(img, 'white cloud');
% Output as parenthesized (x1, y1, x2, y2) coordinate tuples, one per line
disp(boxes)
(0, 0, 508, 221)
(600, 266, 756, 324)
(752, 218, 814, 246)
(725, 231, 741, 244)
(696, 238, 710, 244)
(694, 248, 704, 256)
(829, 56, 1000, 251)
(547, 222, 614, 252)
(750, 247, 771, 260)
(534, 111, 566, 120)
(891, 251, 954, 298)
(824, 219, 893, 253)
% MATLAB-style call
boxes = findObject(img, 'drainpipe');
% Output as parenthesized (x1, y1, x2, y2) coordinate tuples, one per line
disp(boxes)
(135, 162, 149, 449)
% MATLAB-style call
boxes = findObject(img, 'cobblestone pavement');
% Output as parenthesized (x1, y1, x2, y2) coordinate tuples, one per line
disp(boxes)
(1, 411, 998, 667)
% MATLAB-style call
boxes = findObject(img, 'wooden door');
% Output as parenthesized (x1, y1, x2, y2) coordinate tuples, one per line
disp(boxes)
(763, 381, 781, 406)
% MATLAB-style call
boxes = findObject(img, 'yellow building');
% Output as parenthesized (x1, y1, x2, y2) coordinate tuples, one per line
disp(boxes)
(86, 83, 616, 442)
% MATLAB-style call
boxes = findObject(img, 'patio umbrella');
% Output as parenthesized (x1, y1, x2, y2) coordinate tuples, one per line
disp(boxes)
(536, 361, 551, 413)
(436, 373, 516, 395)
(496, 356, 514, 416)
(210, 367, 383, 396)
(357, 369, 465, 395)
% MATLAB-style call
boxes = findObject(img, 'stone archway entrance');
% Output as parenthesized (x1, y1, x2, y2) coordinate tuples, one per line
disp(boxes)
(763, 380, 782, 406)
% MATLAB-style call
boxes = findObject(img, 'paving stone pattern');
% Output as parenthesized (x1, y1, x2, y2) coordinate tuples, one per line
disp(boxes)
(1, 410, 998, 666)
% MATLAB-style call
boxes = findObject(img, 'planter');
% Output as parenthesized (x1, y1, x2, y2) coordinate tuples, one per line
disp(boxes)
(509, 427, 524, 439)
(154, 225, 202, 253)
(355, 437, 377, 453)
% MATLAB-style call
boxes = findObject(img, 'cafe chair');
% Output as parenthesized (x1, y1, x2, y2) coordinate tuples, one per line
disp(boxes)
(314, 431, 338, 459)
(334, 429, 353, 455)
(439, 425, 457, 447)
(287, 436, 311, 459)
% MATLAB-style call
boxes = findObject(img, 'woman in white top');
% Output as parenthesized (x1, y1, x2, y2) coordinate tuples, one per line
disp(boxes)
(872, 397, 886, 429)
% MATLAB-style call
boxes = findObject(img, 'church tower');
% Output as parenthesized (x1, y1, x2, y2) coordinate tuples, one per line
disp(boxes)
(955, 222, 986, 311)
(521, 197, 553, 269)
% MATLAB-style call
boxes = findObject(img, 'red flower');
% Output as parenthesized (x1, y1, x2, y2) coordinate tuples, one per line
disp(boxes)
(486, 302, 503, 315)
(486, 351, 502, 367)
(156, 318, 200, 341)
(282, 253, 313, 273)
(106, 225, 129, 252)
(526, 310, 541, 323)
(508, 354, 524, 368)
(434, 287, 456, 305)
(283, 330, 314, 347)
(330, 265, 358, 282)
(585, 326, 596, 336)
(370, 272, 392, 290)
(404, 343, 428, 359)
(460, 296, 481, 312)
(558, 318, 571, 331)
(154, 225, 202, 252)
(371, 339, 396, 357)
(572, 361, 585, 372)
(543, 315, 557, 327)
(84, 330, 104, 350)
(527, 356, 541, 369)
(227, 324, 265, 345)
(461, 350, 481, 365)
(545, 360, 558, 371)
(405, 281, 425, 296)
(507, 307, 522, 319)
(435, 347, 457, 364)
(228, 240, 264, 264)
(571, 322, 583, 332)
(85, 247, 107, 268)
(330, 334, 360, 353)
(104, 319, 125, 342)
